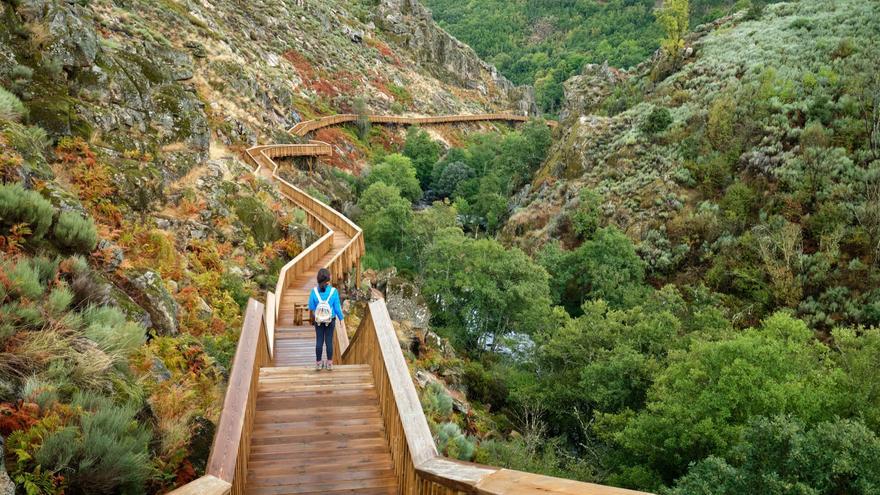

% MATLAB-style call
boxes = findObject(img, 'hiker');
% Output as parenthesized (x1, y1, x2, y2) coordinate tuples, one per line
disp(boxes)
(308, 267, 344, 370)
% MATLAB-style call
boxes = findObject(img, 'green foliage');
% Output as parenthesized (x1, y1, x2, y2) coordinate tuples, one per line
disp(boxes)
(425, 0, 750, 113)
(364, 153, 422, 202)
(0, 85, 26, 122)
(421, 382, 454, 421)
(640, 106, 673, 134)
(0, 183, 54, 240)
(422, 227, 552, 351)
(3, 122, 50, 162)
(434, 161, 473, 198)
(357, 182, 413, 253)
(435, 422, 476, 461)
(35, 392, 152, 494)
(572, 189, 602, 239)
(656, 0, 690, 56)
(403, 127, 441, 189)
(604, 312, 836, 483)
(233, 196, 282, 246)
(539, 227, 648, 313)
(81, 305, 145, 359)
(53, 210, 98, 253)
(669, 416, 880, 495)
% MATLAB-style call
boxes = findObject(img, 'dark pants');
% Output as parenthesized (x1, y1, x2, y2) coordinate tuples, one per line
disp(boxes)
(315, 320, 335, 361)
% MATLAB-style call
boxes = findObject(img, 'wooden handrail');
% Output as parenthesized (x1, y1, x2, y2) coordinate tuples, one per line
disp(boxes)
(202, 298, 269, 494)
(287, 112, 556, 136)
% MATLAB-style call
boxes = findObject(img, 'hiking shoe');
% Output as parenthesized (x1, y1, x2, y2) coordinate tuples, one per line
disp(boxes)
(315, 362, 322, 371)
(326, 361, 333, 371)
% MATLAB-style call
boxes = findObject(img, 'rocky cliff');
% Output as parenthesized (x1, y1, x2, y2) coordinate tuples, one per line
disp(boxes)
(375, 0, 538, 116)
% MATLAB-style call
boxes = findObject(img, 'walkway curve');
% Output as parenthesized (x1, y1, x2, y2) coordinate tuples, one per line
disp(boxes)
(170, 113, 650, 495)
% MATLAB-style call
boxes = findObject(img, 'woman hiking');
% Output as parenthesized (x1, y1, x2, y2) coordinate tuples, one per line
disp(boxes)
(308, 268, 344, 370)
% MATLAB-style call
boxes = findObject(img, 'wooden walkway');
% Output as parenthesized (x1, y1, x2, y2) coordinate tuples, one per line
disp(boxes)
(172, 112, 649, 495)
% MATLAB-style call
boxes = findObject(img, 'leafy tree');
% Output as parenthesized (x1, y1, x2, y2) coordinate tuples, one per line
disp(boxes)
(403, 127, 442, 189)
(670, 416, 880, 495)
(434, 161, 474, 198)
(357, 182, 413, 252)
(422, 227, 552, 352)
(365, 153, 422, 203)
(407, 200, 459, 272)
(353, 96, 370, 139)
(656, 0, 690, 56)
(572, 189, 603, 239)
(540, 226, 648, 313)
(603, 312, 837, 483)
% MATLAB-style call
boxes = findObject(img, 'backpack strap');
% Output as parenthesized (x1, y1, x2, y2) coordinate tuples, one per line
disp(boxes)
(316, 286, 334, 304)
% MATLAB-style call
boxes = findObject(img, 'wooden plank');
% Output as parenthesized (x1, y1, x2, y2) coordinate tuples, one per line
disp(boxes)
(165, 475, 231, 495)
(475, 469, 653, 495)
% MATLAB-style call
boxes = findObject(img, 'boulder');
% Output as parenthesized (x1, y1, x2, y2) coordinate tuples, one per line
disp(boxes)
(45, 3, 99, 68)
(130, 270, 179, 335)
(385, 277, 430, 329)
(559, 62, 626, 121)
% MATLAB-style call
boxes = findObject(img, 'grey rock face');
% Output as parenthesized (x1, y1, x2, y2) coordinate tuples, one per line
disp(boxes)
(130, 270, 179, 335)
(0, 436, 14, 495)
(375, 0, 538, 115)
(385, 277, 430, 329)
(560, 62, 626, 121)
(46, 3, 99, 68)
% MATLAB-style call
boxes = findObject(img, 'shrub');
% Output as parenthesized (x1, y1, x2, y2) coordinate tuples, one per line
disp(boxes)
(434, 161, 473, 198)
(422, 382, 454, 421)
(435, 422, 476, 461)
(81, 305, 145, 359)
(3, 122, 49, 161)
(640, 106, 673, 135)
(0, 183, 54, 240)
(53, 210, 99, 253)
(0, 86, 26, 122)
(36, 392, 152, 494)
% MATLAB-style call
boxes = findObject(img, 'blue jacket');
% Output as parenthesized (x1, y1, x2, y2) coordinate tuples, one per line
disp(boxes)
(308, 284, 344, 321)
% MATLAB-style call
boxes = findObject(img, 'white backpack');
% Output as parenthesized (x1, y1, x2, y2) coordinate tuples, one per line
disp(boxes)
(313, 286, 335, 324)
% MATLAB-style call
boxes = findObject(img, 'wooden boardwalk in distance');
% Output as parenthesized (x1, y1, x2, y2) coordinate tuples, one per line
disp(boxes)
(171, 113, 650, 495)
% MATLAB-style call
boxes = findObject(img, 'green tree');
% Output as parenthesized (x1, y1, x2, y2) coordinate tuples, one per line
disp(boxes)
(365, 153, 423, 203)
(604, 312, 837, 484)
(357, 182, 413, 252)
(422, 227, 552, 352)
(670, 416, 880, 495)
(403, 127, 442, 189)
(656, 0, 690, 56)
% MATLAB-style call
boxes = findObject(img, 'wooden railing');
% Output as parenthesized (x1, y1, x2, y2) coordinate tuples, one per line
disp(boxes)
(170, 299, 269, 495)
(288, 112, 557, 136)
(342, 302, 651, 495)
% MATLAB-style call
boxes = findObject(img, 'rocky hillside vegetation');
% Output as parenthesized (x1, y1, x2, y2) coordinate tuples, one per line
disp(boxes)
(0, 0, 531, 492)
(505, 0, 880, 332)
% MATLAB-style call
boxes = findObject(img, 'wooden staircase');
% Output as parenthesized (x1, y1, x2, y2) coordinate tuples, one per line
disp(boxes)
(246, 365, 397, 495)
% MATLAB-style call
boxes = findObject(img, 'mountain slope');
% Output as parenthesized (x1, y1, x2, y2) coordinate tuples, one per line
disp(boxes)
(503, 0, 880, 329)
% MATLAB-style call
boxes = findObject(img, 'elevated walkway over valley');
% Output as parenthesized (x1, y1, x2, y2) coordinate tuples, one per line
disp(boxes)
(170, 113, 648, 495)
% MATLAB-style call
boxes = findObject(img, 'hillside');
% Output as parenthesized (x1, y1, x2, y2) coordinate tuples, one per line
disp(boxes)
(503, 0, 880, 331)
(424, 0, 774, 113)
(0, 0, 533, 491)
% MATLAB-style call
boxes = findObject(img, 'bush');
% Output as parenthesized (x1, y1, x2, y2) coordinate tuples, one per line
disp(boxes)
(422, 382, 454, 421)
(36, 392, 152, 495)
(3, 122, 50, 161)
(0, 183, 54, 240)
(435, 422, 476, 461)
(0, 86, 26, 122)
(53, 210, 99, 253)
(640, 106, 673, 135)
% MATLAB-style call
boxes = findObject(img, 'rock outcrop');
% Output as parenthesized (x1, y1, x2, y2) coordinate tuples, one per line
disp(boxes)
(375, 0, 538, 115)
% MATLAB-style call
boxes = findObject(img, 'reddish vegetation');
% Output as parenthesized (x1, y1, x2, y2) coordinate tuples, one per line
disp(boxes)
(283, 50, 315, 81)
(0, 401, 40, 436)
(314, 127, 364, 172)
(367, 38, 401, 66)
